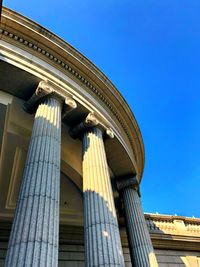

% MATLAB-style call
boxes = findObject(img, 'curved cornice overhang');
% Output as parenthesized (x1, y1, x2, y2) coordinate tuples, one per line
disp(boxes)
(0, 7, 145, 180)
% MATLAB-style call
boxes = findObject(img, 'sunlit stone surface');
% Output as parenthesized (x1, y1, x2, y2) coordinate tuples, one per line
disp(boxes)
(83, 127, 125, 267)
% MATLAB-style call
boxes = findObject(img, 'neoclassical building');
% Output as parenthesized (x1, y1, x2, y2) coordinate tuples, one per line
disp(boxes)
(0, 7, 200, 267)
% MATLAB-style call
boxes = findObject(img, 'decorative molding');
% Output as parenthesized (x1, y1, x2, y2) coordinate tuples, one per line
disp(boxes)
(5, 147, 25, 210)
(145, 214, 200, 236)
(0, 27, 140, 175)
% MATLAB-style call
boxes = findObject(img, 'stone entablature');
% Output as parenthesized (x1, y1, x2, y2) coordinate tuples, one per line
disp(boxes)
(145, 214, 200, 255)
(0, 7, 144, 179)
(145, 214, 200, 237)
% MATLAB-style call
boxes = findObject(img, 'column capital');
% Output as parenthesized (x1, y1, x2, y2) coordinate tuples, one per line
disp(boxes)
(69, 112, 114, 139)
(117, 175, 140, 195)
(24, 81, 77, 115)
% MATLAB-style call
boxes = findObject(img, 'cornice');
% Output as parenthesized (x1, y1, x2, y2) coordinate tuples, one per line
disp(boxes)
(145, 213, 200, 251)
(145, 213, 200, 224)
(145, 213, 200, 238)
(0, 7, 145, 179)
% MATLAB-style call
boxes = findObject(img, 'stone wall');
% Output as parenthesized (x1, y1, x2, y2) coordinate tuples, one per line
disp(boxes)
(0, 222, 132, 267)
(1, 214, 200, 267)
(155, 250, 200, 267)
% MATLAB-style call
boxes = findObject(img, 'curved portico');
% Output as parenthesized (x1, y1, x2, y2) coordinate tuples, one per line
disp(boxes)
(0, 7, 157, 267)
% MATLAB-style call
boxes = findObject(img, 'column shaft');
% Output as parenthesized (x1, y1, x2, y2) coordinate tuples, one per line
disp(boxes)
(122, 188, 158, 267)
(5, 97, 62, 267)
(83, 127, 125, 267)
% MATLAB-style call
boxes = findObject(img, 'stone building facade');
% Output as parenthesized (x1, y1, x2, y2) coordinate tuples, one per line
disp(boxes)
(0, 7, 199, 267)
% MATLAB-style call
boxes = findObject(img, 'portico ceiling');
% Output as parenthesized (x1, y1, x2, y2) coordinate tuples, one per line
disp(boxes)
(0, 7, 145, 180)
(0, 61, 136, 223)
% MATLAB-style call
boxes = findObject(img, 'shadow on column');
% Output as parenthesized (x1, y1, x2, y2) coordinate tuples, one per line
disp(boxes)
(4, 98, 61, 267)
(84, 189, 125, 266)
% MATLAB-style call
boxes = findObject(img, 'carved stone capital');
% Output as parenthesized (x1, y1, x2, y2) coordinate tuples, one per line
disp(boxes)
(106, 127, 115, 138)
(69, 112, 114, 139)
(24, 81, 77, 115)
(36, 80, 53, 95)
(24, 81, 52, 113)
(117, 175, 140, 195)
(84, 112, 99, 127)
(62, 97, 77, 119)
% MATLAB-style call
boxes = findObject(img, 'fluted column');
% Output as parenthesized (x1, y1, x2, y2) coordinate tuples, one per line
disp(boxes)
(70, 113, 125, 267)
(5, 82, 76, 267)
(118, 177, 158, 267)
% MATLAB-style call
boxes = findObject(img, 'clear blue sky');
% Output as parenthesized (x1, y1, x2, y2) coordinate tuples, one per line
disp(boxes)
(3, 0, 200, 217)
